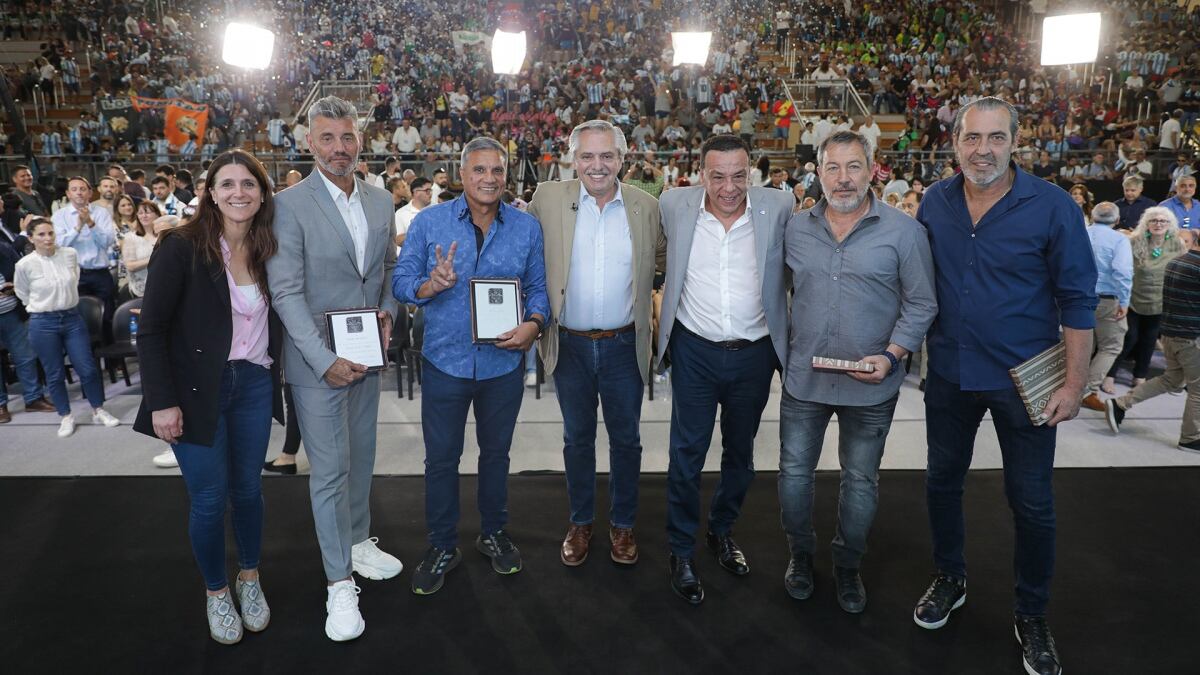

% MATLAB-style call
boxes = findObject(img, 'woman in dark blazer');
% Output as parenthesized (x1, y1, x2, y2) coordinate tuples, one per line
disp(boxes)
(134, 149, 284, 645)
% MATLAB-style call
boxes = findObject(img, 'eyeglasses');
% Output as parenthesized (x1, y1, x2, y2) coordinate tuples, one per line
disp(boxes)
(1146, 218, 1171, 225)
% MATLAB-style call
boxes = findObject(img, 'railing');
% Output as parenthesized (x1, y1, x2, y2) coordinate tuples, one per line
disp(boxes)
(31, 85, 46, 123)
(297, 81, 378, 131)
(781, 78, 867, 117)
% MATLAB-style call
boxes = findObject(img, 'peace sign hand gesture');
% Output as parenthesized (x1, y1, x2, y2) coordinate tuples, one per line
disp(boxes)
(429, 241, 458, 294)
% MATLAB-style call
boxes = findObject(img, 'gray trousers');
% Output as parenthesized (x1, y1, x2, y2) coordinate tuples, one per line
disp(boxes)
(1087, 297, 1128, 394)
(290, 372, 381, 580)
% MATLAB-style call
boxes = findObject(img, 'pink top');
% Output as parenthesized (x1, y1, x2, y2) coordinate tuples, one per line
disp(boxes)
(221, 237, 272, 367)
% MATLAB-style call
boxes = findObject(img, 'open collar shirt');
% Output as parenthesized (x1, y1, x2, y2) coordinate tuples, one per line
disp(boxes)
(51, 203, 116, 270)
(317, 168, 368, 272)
(785, 196, 937, 406)
(560, 183, 634, 331)
(917, 163, 1098, 390)
(392, 195, 549, 380)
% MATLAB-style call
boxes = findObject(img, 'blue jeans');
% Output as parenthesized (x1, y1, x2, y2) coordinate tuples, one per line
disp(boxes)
(0, 310, 44, 404)
(924, 370, 1057, 616)
(421, 359, 523, 549)
(778, 390, 898, 568)
(27, 309, 104, 415)
(553, 329, 644, 529)
(173, 361, 273, 591)
(666, 325, 778, 557)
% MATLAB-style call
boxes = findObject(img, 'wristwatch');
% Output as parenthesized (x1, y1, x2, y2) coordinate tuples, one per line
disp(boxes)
(527, 316, 545, 337)
(878, 350, 900, 373)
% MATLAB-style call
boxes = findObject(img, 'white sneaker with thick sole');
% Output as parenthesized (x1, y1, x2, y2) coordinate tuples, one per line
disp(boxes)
(57, 415, 76, 438)
(524, 371, 538, 387)
(325, 580, 364, 641)
(351, 537, 403, 580)
(92, 408, 120, 427)
(153, 449, 178, 468)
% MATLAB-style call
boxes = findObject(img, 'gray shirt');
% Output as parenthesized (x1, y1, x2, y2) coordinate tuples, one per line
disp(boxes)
(785, 197, 937, 406)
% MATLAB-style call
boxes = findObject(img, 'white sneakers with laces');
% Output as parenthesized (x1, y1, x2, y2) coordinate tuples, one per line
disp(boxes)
(92, 408, 120, 427)
(153, 449, 178, 468)
(325, 580, 365, 641)
(57, 415, 76, 438)
(351, 537, 404, 580)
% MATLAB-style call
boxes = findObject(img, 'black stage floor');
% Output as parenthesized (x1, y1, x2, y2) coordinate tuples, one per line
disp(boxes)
(1, 469, 1194, 674)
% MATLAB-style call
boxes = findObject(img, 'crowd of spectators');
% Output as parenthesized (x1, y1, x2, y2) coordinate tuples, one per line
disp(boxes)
(4, 0, 1200, 194)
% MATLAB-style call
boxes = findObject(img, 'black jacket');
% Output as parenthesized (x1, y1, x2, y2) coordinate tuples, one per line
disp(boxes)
(133, 233, 284, 446)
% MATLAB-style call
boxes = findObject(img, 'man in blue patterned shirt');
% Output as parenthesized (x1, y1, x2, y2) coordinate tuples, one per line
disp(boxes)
(393, 137, 549, 595)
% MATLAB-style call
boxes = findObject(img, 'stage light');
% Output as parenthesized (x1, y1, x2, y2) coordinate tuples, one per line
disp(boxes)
(1040, 13, 1101, 66)
(492, 30, 527, 75)
(222, 23, 276, 70)
(671, 32, 712, 66)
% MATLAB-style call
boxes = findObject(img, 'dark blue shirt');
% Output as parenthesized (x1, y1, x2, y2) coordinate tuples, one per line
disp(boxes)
(917, 164, 1098, 390)
(392, 195, 549, 380)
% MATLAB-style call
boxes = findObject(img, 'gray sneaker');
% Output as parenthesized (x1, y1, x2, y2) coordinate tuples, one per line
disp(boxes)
(235, 577, 271, 632)
(206, 590, 243, 644)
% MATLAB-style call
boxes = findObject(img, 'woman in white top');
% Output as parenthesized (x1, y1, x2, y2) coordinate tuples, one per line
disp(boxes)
(122, 201, 165, 297)
(13, 218, 120, 437)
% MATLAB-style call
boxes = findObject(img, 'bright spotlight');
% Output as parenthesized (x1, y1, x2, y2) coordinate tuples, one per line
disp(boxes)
(1040, 13, 1101, 66)
(222, 23, 276, 70)
(672, 32, 712, 66)
(492, 30, 527, 75)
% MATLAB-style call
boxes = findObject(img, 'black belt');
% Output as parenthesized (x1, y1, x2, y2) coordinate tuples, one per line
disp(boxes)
(559, 323, 635, 340)
(675, 321, 768, 351)
(1099, 294, 1118, 300)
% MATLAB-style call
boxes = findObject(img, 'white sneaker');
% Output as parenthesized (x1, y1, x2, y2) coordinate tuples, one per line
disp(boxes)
(92, 408, 120, 427)
(324, 580, 364, 641)
(153, 449, 178, 468)
(351, 537, 403, 580)
(524, 371, 538, 387)
(57, 415, 76, 438)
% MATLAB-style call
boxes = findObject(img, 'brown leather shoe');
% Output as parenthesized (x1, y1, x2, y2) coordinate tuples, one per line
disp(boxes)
(561, 523, 592, 566)
(0, 405, 10, 424)
(609, 526, 638, 565)
(1081, 393, 1106, 412)
(24, 397, 56, 413)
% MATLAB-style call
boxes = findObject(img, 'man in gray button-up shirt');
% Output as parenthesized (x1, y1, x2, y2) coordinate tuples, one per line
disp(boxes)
(778, 130, 936, 613)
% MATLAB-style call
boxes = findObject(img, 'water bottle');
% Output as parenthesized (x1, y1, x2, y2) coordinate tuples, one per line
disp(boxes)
(129, 314, 138, 346)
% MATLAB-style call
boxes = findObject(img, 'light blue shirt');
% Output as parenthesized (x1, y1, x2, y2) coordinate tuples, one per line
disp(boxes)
(560, 183, 634, 330)
(1088, 223, 1134, 307)
(1160, 195, 1200, 230)
(51, 203, 116, 270)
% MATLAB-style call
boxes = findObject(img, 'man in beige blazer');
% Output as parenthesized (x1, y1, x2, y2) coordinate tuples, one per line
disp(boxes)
(528, 119, 665, 567)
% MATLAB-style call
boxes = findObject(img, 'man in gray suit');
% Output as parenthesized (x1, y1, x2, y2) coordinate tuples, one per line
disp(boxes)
(266, 96, 401, 642)
(656, 134, 793, 604)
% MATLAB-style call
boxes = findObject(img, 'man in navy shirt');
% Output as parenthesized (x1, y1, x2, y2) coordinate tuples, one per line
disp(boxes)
(913, 97, 1097, 675)
(393, 137, 549, 595)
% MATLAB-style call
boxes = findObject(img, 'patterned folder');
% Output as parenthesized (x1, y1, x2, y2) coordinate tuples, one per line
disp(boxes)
(1009, 341, 1066, 426)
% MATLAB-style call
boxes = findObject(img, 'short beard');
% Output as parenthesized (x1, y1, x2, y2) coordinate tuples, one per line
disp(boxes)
(825, 183, 870, 214)
(315, 151, 358, 178)
(960, 152, 1011, 188)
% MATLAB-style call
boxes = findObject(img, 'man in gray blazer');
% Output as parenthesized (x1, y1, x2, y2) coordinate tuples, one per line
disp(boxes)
(266, 96, 401, 642)
(656, 134, 793, 604)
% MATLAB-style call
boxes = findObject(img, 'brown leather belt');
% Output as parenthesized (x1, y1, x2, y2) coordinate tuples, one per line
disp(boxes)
(559, 323, 636, 340)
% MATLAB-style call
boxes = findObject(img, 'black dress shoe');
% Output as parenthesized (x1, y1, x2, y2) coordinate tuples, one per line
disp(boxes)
(705, 531, 750, 576)
(669, 554, 704, 605)
(784, 552, 814, 600)
(262, 460, 297, 475)
(834, 566, 866, 614)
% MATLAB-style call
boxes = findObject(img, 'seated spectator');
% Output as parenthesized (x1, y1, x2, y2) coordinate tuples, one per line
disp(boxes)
(122, 201, 166, 298)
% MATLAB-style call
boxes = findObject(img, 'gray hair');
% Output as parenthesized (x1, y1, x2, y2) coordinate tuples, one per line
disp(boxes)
(1131, 206, 1186, 260)
(952, 96, 1019, 141)
(309, 95, 358, 122)
(1174, 172, 1197, 187)
(816, 130, 874, 166)
(1123, 175, 1144, 189)
(1091, 201, 1120, 225)
(460, 136, 508, 167)
(567, 119, 628, 161)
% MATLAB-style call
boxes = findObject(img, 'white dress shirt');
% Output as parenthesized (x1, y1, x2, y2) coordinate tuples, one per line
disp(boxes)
(561, 183, 634, 330)
(391, 126, 422, 153)
(676, 195, 768, 342)
(317, 170, 369, 273)
(14, 247, 80, 313)
(394, 201, 422, 254)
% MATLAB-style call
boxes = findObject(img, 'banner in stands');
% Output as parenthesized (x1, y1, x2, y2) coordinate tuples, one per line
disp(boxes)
(98, 97, 141, 145)
(131, 97, 209, 147)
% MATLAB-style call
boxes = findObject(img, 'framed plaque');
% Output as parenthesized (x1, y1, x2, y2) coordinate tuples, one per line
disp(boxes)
(812, 356, 876, 373)
(470, 277, 523, 343)
(324, 307, 387, 371)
